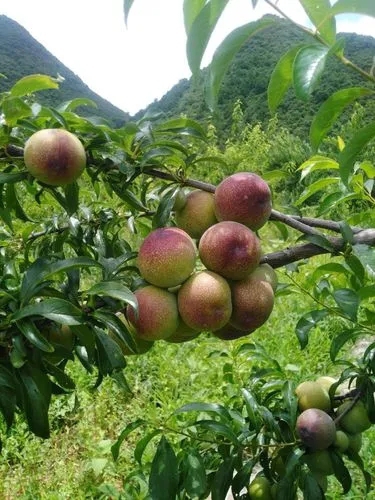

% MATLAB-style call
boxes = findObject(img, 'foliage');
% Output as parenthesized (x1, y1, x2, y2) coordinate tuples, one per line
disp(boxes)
(0, 0, 374, 498)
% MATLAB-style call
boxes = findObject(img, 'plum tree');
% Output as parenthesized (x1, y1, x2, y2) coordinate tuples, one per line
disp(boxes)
(137, 227, 196, 288)
(23, 128, 86, 186)
(214, 172, 272, 230)
(198, 221, 261, 280)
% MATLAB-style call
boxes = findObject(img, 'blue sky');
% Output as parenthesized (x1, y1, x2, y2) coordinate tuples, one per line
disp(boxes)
(1, 0, 374, 115)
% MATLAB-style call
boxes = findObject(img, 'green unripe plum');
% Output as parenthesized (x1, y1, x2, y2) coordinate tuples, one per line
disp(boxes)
(137, 227, 196, 288)
(336, 400, 371, 434)
(172, 188, 187, 211)
(24, 128, 86, 186)
(303, 450, 334, 476)
(42, 323, 74, 364)
(333, 430, 350, 453)
(214, 172, 272, 231)
(198, 221, 261, 280)
(248, 476, 273, 499)
(315, 376, 337, 393)
(230, 275, 274, 331)
(174, 190, 217, 239)
(177, 270, 232, 331)
(296, 408, 336, 451)
(295, 381, 331, 412)
(250, 263, 278, 291)
(346, 432, 362, 453)
(126, 285, 179, 341)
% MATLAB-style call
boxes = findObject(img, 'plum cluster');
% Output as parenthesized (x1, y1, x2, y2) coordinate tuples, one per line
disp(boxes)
(294, 377, 372, 491)
(125, 172, 277, 347)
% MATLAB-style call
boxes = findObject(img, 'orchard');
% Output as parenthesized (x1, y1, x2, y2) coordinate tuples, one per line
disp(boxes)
(1, 0, 375, 498)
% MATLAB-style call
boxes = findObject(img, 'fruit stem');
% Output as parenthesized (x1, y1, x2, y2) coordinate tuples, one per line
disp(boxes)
(333, 390, 362, 426)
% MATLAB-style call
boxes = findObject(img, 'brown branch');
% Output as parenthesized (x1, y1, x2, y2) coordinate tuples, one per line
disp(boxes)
(290, 216, 363, 234)
(261, 228, 375, 269)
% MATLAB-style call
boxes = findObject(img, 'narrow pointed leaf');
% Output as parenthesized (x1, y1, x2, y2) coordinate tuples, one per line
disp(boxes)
(310, 87, 374, 150)
(10, 74, 59, 97)
(17, 363, 51, 438)
(293, 45, 329, 100)
(268, 45, 304, 113)
(16, 319, 54, 352)
(123, 0, 135, 25)
(333, 288, 360, 321)
(207, 18, 274, 109)
(186, 0, 230, 74)
(13, 298, 83, 325)
(330, 0, 375, 17)
(95, 328, 126, 375)
(183, 0, 206, 33)
(338, 121, 375, 185)
(149, 436, 179, 500)
(300, 0, 336, 44)
(86, 281, 137, 309)
(174, 401, 232, 421)
(111, 419, 146, 461)
(295, 310, 329, 349)
(211, 457, 235, 500)
(183, 451, 207, 497)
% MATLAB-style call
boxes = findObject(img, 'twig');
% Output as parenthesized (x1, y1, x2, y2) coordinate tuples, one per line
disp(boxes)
(333, 390, 362, 426)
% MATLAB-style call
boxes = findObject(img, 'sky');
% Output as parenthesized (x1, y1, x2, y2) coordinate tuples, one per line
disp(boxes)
(1, 0, 375, 115)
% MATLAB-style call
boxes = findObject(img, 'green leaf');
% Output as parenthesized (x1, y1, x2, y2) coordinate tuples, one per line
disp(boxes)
(207, 18, 274, 109)
(310, 87, 374, 150)
(86, 281, 137, 309)
(58, 98, 98, 112)
(155, 117, 206, 140)
(0, 365, 17, 428)
(17, 363, 52, 438)
(300, 0, 336, 44)
(16, 319, 54, 353)
(330, 0, 375, 17)
(293, 45, 329, 100)
(0, 172, 28, 184)
(20, 257, 101, 304)
(311, 262, 349, 282)
(330, 329, 362, 361)
(333, 288, 360, 321)
(149, 436, 179, 500)
(183, 450, 207, 498)
(10, 74, 59, 97)
(95, 328, 126, 375)
(297, 155, 339, 180)
(2, 97, 32, 125)
(91, 310, 138, 354)
(13, 298, 84, 326)
(123, 0, 135, 25)
(193, 419, 239, 444)
(63, 182, 79, 215)
(210, 457, 235, 500)
(295, 310, 329, 349)
(338, 121, 375, 185)
(295, 177, 339, 205)
(303, 472, 325, 499)
(44, 362, 76, 391)
(186, 0, 230, 74)
(331, 450, 352, 493)
(134, 429, 163, 464)
(111, 419, 146, 461)
(174, 401, 232, 421)
(268, 45, 304, 113)
(304, 233, 336, 253)
(153, 187, 180, 229)
(183, 0, 206, 33)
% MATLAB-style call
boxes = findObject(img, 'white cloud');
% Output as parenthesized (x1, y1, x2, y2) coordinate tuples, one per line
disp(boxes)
(1, 1, 374, 115)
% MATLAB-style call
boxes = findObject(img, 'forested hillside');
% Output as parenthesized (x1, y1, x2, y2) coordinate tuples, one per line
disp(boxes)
(136, 15, 375, 139)
(0, 16, 128, 125)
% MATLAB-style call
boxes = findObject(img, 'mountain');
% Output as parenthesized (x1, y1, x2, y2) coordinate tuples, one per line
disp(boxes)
(0, 16, 128, 125)
(135, 15, 375, 139)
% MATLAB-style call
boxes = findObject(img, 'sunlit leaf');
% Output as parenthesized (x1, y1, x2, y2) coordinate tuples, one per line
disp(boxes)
(297, 155, 339, 180)
(330, 0, 375, 18)
(10, 74, 59, 97)
(86, 281, 137, 309)
(183, 0, 206, 33)
(295, 177, 339, 205)
(186, 0, 230, 74)
(338, 121, 375, 185)
(268, 44, 304, 113)
(207, 18, 274, 109)
(293, 45, 329, 100)
(310, 87, 374, 150)
(300, 0, 336, 44)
